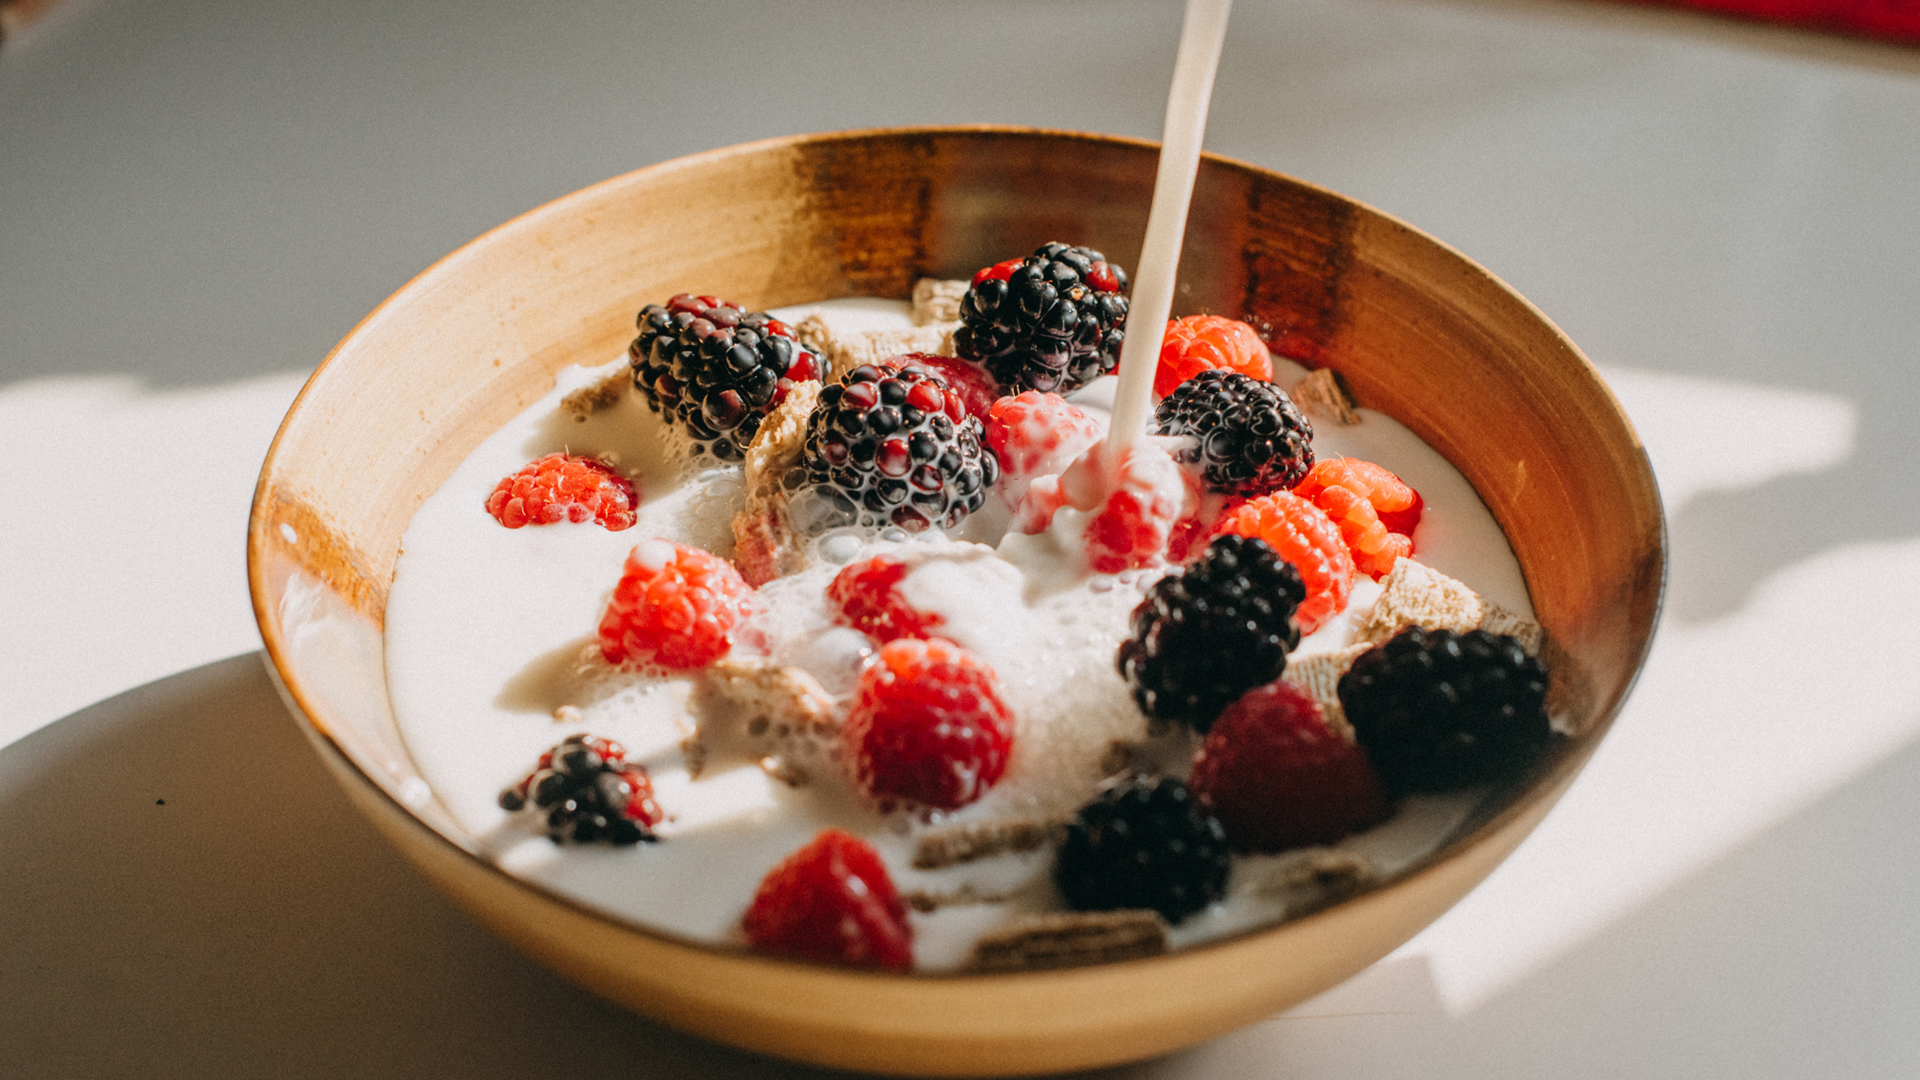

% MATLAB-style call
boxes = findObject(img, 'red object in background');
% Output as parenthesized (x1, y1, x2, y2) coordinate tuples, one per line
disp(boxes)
(1625, 0, 1920, 45)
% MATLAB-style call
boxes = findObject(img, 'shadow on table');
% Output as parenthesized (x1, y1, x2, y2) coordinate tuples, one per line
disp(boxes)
(3, 654, 1917, 1079)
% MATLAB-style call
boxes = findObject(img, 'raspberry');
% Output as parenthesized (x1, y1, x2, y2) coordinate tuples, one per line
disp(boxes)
(985, 391, 1105, 506)
(629, 293, 824, 461)
(485, 453, 638, 531)
(1082, 444, 1189, 574)
(742, 829, 913, 971)
(1055, 776, 1229, 923)
(1154, 369, 1314, 498)
(597, 539, 755, 670)
(1188, 682, 1390, 852)
(498, 734, 664, 845)
(1055, 440, 1191, 575)
(880, 353, 1001, 425)
(955, 242, 1131, 395)
(796, 362, 999, 533)
(1294, 458, 1421, 578)
(1338, 626, 1552, 794)
(1212, 492, 1355, 635)
(826, 555, 943, 643)
(1153, 315, 1273, 398)
(1117, 534, 1306, 732)
(844, 638, 1014, 811)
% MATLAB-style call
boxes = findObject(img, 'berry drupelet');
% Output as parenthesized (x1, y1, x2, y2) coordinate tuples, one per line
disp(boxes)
(1154, 369, 1315, 497)
(1055, 775, 1231, 924)
(1117, 533, 1307, 733)
(499, 734, 664, 846)
(629, 293, 824, 461)
(795, 362, 998, 533)
(1337, 626, 1552, 795)
(955, 243, 1130, 395)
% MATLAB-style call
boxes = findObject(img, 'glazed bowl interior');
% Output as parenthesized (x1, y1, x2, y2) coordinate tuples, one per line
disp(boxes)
(248, 126, 1662, 1077)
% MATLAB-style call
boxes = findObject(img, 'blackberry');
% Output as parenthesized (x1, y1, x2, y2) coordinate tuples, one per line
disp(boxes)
(793, 362, 998, 533)
(1055, 776, 1230, 924)
(1117, 534, 1306, 733)
(1154, 369, 1314, 497)
(955, 243, 1129, 395)
(629, 293, 824, 461)
(498, 734, 664, 846)
(1337, 626, 1552, 794)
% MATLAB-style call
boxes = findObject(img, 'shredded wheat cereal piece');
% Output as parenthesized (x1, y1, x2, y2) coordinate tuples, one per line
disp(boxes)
(1281, 643, 1373, 739)
(560, 368, 629, 419)
(1289, 367, 1360, 426)
(1355, 559, 1543, 653)
(795, 313, 958, 372)
(1250, 848, 1376, 919)
(685, 659, 838, 782)
(903, 885, 1011, 913)
(969, 910, 1169, 972)
(911, 278, 969, 326)
(913, 817, 1063, 869)
(729, 381, 821, 585)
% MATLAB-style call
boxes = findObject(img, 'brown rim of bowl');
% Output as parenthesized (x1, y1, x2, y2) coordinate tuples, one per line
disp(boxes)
(247, 122, 1667, 979)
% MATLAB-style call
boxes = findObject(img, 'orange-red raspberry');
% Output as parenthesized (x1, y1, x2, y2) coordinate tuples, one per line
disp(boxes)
(597, 540, 754, 670)
(485, 452, 637, 530)
(742, 829, 912, 971)
(1154, 315, 1273, 398)
(826, 555, 943, 643)
(1212, 491, 1355, 634)
(1294, 457, 1422, 578)
(1189, 681, 1390, 852)
(845, 638, 1014, 811)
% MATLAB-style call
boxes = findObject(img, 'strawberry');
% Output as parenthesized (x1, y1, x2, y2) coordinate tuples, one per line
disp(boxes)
(1153, 314, 1273, 398)
(845, 638, 1014, 811)
(597, 539, 755, 670)
(1188, 681, 1390, 852)
(985, 391, 1105, 506)
(826, 555, 943, 643)
(1211, 491, 1355, 634)
(485, 452, 637, 530)
(742, 829, 913, 971)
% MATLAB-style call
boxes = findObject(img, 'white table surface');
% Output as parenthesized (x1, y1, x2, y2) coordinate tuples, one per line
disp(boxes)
(4, 1, 1919, 1075)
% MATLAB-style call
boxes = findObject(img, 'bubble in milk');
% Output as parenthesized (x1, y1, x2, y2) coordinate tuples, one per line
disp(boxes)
(788, 485, 859, 536)
(815, 529, 866, 565)
(774, 626, 872, 699)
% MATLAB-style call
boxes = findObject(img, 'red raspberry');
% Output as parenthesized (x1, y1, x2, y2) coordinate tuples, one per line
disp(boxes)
(742, 828, 912, 971)
(1063, 441, 1191, 575)
(826, 556, 943, 643)
(1007, 473, 1070, 535)
(597, 540, 755, 670)
(1189, 681, 1391, 852)
(986, 391, 1105, 502)
(845, 638, 1014, 811)
(878, 353, 1001, 424)
(1153, 315, 1273, 398)
(1212, 492, 1355, 634)
(1294, 458, 1422, 579)
(485, 453, 638, 530)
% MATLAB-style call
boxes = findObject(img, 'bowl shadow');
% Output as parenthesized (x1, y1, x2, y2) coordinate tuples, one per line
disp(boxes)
(0, 654, 846, 1080)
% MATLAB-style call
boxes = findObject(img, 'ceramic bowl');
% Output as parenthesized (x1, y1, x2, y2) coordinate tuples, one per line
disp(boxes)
(248, 126, 1663, 1077)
